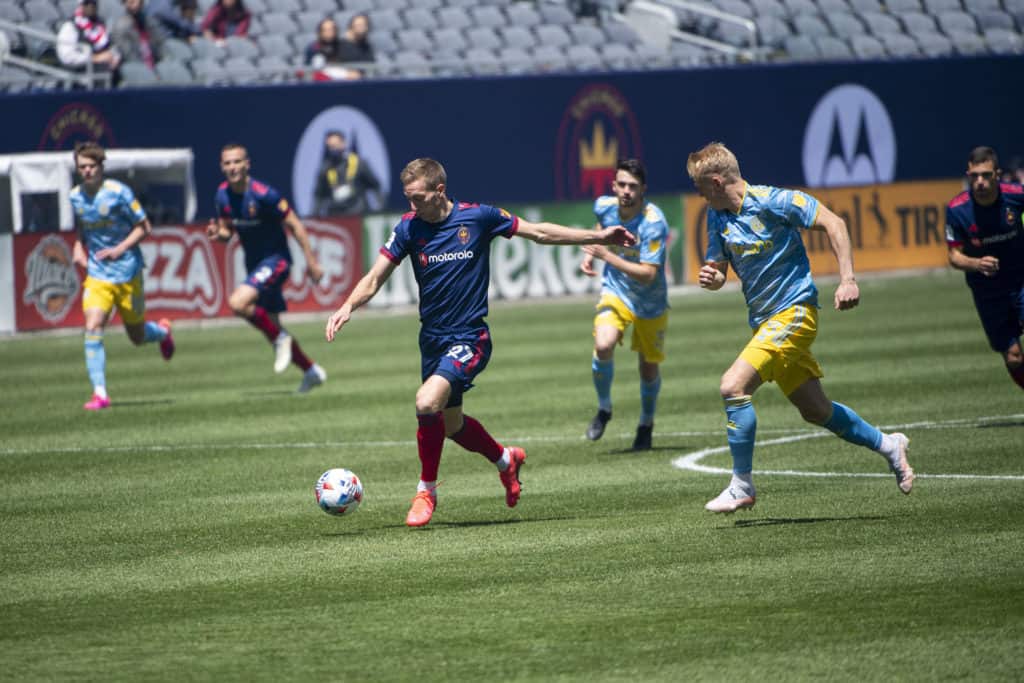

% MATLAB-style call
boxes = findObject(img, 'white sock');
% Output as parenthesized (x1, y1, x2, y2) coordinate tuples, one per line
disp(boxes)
(731, 473, 754, 493)
(495, 449, 511, 472)
(94, 385, 108, 399)
(417, 480, 436, 493)
(877, 433, 898, 460)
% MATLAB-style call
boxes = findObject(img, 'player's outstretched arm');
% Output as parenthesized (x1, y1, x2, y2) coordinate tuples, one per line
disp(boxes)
(516, 220, 636, 247)
(699, 260, 728, 290)
(582, 244, 658, 285)
(948, 246, 999, 277)
(283, 212, 323, 283)
(325, 253, 397, 342)
(813, 205, 859, 310)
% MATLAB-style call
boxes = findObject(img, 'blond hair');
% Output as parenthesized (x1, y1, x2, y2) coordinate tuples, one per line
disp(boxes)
(686, 142, 741, 182)
(400, 158, 446, 189)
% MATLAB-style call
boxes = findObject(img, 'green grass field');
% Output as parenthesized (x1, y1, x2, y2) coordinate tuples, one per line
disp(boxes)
(2, 269, 1023, 682)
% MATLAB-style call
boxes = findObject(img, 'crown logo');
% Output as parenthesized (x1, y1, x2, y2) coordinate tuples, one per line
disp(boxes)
(579, 121, 618, 170)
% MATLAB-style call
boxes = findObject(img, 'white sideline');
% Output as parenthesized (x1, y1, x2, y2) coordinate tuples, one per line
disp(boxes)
(671, 413, 1024, 482)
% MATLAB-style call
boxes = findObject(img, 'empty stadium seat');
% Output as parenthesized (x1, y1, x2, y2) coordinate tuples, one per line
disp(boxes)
(499, 26, 536, 49)
(403, 8, 438, 31)
(119, 61, 159, 87)
(850, 34, 885, 58)
(223, 36, 260, 59)
(566, 44, 604, 71)
(397, 28, 432, 52)
(827, 12, 867, 40)
(604, 21, 642, 46)
(815, 0, 849, 13)
(784, 34, 821, 59)
(792, 13, 832, 37)
(950, 33, 986, 55)
(437, 7, 472, 30)
(922, 0, 961, 13)
(600, 42, 636, 70)
(535, 24, 572, 49)
(431, 27, 468, 52)
(463, 46, 501, 75)
(22, 0, 61, 27)
(972, 10, 1015, 32)
(537, 4, 576, 26)
(371, 9, 404, 33)
(257, 34, 294, 59)
(304, 0, 339, 13)
(469, 6, 505, 29)
(898, 11, 939, 35)
(465, 26, 501, 50)
(781, 0, 819, 15)
(756, 15, 792, 48)
(814, 35, 854, 58)
(846, 0, 882, 12)
(936, 11, 978, 36)
(984, 27, 1023, 54)
(497, 46, 532, 74)
(914, 32, 954, 56)
(155, 59, 193, 85)
(531, 44, 568, 71)
(883, 0, 922, 10)
(162, 38, 193, 62)
(879, 32, 922, 57)
(860, 11, 903, 37)
(506, 3, 542, 28)
(749, 0, 788, 17)
(570, 24, 605, 48)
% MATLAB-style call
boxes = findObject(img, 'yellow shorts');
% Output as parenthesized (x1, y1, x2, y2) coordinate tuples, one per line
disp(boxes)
(740, 304, 823, 396)
(82, 274, 146, 326)
(594, 293, 667, 364)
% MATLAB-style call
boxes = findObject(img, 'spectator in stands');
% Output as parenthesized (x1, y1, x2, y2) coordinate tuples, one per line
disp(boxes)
(1001, 156, 1024, 185)
(313, 130, 382, 216)
(148, 0, 200, 43)
(111, 0, 166, 69)
(305, 15, 374, 81)
(56, 0, 122, 75)
(201, 0, 251, 45)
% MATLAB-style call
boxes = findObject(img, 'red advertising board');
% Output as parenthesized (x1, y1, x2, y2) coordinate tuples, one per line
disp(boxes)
(14, 218, 363, 332)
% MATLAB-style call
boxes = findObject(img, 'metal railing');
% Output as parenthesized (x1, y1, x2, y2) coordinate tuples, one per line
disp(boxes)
(656, 0, 760, 58)
(0, 18, 112, 90)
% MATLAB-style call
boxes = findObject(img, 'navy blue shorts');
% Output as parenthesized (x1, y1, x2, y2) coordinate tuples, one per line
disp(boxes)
(419, 327, 492, 408)
(245, 256, 291, 314)
(971, 284, 1024, 353)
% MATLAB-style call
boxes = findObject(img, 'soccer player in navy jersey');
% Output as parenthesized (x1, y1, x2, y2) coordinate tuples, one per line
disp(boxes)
(687, 142, 914, 513)
(325, 158, 636, 527)
(581, 159, 670, 451)
(946, 146, 1024, 391)
(208, 143, 327, 393)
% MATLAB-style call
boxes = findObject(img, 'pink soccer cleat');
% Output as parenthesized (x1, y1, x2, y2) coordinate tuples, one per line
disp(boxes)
(83, 394, 111, 411)
(158, 318, 175, 361)
(499, 447, 527, 508)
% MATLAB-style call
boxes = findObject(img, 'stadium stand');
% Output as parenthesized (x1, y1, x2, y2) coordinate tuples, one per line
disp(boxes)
(2, 0, 1024, 90)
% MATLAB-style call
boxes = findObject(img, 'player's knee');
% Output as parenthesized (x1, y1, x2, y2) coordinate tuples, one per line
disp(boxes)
(719, 376, 744, 399)
(1006, 350, 1023, 369)
(414, 390, 441, 415)
(227, 293, 249, 315)
(797, 403, 830, 425)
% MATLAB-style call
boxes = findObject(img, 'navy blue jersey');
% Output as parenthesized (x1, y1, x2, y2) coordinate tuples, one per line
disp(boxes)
(215, 178, 293, 271)
(945, 183, 1024, 291)
(381, 200, 518, 333)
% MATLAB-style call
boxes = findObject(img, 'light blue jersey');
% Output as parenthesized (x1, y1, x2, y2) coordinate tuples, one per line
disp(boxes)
(594, 196, 669, 319)
(705, 183, 820, 327)
(71, 179, 147, 284)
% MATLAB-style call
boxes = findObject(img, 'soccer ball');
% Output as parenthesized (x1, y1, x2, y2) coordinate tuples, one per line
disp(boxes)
(314, 468, 364, 516)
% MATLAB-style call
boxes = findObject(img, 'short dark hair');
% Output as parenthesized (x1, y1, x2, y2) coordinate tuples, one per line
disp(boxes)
(968, 146, 999, 168)
(325, 130, 345, 141)
(616, 158, 647, 185)
(348, 12, 369, 29)
(221, 142, 248, 158)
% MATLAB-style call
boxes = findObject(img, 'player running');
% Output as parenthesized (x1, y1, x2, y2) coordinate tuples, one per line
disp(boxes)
(945, 146, 1024, 391)
(325, 158, 636, 527)
(208, 143, 326, 393)
(581, 159, 670, 451)
(687, 142, 914, 513)
(71, 141, 175, 411)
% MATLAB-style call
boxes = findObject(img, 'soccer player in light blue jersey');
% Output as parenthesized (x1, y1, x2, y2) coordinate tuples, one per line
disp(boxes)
(686, 142, 914, 512)
(325, 158, 635, 527)
(71, 142, 174, 411)
(581, 159, 669, 451)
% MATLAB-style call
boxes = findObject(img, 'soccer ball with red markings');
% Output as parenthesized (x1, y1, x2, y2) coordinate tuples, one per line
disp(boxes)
(315, 468, 364, 516)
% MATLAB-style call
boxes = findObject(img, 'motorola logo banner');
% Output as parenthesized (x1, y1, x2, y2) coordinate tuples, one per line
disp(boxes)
(802, 84, 896, 188)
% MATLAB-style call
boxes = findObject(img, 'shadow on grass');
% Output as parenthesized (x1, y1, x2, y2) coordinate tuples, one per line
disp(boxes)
(111, 399, 175, 408)
(319, 516, 580, 536)
(729, 515, 887, 528)
(601, 444, 693, 456)
(239, 390, 296, 398)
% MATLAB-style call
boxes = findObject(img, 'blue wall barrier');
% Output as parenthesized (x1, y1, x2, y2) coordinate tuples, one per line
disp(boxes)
(2, 56, 1022, 216)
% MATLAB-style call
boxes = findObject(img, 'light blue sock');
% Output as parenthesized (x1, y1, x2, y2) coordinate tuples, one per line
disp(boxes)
(84, 332, 106, 391)
(592, 356, 614, 412)
(823, 402, 883, 450)
(143, 321, 167, 343)
(725, 395, 756, 475)
(639, 375, 661, 426)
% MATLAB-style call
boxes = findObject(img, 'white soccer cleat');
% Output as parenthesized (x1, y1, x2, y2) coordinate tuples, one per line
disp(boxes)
(887, 432, 914, 495)
(704, 483, 756, 513)
(273, 332, 292, 373)
(297, 364, 326, 393)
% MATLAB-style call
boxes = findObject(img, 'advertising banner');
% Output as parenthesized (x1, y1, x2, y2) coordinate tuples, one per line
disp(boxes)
(683, 180, 963, 283)
(13, 218, 362, 332)
(359, 194, 685, 310)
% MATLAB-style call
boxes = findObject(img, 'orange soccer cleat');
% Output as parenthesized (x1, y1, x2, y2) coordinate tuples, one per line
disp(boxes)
(499, 447, 527, 508)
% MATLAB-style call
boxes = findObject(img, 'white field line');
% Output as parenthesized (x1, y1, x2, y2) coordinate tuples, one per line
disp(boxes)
(672, 414, 1024, 482)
